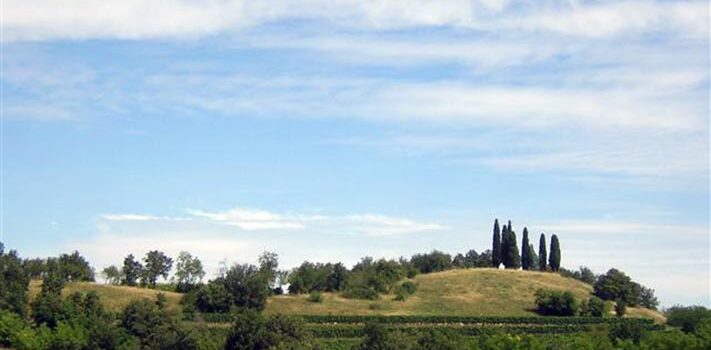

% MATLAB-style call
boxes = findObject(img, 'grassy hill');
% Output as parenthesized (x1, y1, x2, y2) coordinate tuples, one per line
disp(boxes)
(265, 269, 665, 323)
(29, 280, 184, 313)
(29, 269, 664, 322)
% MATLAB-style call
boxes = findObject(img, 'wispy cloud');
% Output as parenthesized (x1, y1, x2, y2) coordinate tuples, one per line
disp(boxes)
(101, 207, 445, 236)
(3, 1, 706, 42)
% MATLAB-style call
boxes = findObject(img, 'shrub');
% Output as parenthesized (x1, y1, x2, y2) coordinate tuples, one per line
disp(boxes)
(225, 310, 316, 350)
(0, 311, 26, 347)
(609, 318, 645, 344)
(308, 291, 324, 303)
(666, 306, 711, 333)
(579, 296, 606, 317)
(411, 251, 452, 274)
(394, 281, 417, 301)
(615, 300, 627, 318)
(342, 286, 379, 301)
(415, 328, 467, 350)
(534, 289, 578, 316)
(196, 281, 232, 313)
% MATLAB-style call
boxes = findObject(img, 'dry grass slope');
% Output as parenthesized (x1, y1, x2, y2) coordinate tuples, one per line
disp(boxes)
(28, 269, 665, 323)
(266, 268, 665, 322)
(29, 280, 183, 313)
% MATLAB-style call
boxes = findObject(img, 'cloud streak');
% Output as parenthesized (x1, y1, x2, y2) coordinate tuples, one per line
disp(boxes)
(3, 1, 707, 42)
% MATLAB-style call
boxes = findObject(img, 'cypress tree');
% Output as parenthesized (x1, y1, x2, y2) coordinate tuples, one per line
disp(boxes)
(549, 234, 561, 272)
(521, 227, 530, 270)
(492, 219, 501, 268)
(503, 225, 521, 269)
(538, 234, 547, 271)
(526, 244, 537, 270)
(500, 223, 509, 267)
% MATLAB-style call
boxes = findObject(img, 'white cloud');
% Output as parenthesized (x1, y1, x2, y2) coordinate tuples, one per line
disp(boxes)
(184, 207, 445, 236)
(3, 0, 706, 42)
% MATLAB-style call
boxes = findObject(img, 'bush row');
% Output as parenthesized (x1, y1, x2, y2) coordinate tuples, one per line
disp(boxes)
(305, 324, 598, 338)
(297, 315, 654, 325)
(201, 313, 656, 326)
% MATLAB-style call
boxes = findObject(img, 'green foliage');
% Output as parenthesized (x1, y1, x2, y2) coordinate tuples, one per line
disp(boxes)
(501, 224, 521, 269)
(223, 263, 271, 311)
(415, 328, 467, 350)
(0, 245, 30, 316)
(538, 234, 547, 271)
(615, 300, 627, 318)
(534, 289, 578, 316)
(308, 291, 324, 303)
(521, 228, 532, 270)
(120, 254, 143, 287)
(122, 296, 198, 349)
(57, 251, 95, 282)
(0, 310, 27, 347)
(224, 310, 316, 350)
(348, 257, 406, 294)
(559, 266, 596, 285)
(609, 317, 644, 344)
(666, 305, 711, 333)
(492, 219, 501, 268)
(101, 265, 121, 285)
(548, 234, 561, 272)
(411, 251, 452, 274)
(196, 282, 232, 313)
(593, 268, 641, 305)
(638, 286, 659, 310)
(288, 261, 350, 294)
(579, 296, 606, 317)
(342, 286, 380, 301)
(31, 269, 65, 328)
(393, 282, 417, 301)
(174, 251, 205, 293)
(354, 322, 413, 350)
(141, 250, 173, 288)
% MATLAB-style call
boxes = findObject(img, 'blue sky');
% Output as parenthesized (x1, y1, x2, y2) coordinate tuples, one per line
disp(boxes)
(1, 0, 709, 307)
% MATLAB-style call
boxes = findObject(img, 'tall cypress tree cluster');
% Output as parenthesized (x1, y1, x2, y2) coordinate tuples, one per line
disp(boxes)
(490, 219, 561, 272)
(538, 234, 547, 271)
(549, 234, 561, 272)
(500, 221, 521, 269)
(492, 219, 501, 268)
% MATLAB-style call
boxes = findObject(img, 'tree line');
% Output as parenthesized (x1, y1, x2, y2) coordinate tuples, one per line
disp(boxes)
(491, 218, 560, 271)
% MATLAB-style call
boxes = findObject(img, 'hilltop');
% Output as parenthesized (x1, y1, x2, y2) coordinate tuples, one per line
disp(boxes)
(266, 268, 664, 322)
(30, 268, 664, 322)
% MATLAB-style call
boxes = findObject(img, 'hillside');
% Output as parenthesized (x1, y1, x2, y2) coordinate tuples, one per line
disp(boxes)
(265, 269, 665, 322)
(29, 269, 664, 322)
(28, 280, 184, 313)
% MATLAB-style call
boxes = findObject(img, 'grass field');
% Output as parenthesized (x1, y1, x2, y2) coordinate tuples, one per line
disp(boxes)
(29, 280, 184, 313)
(29, 269, 664, 322)
(266, 268, 664, 322)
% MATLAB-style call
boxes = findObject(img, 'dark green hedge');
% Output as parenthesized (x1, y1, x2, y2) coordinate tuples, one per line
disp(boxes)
(201, 313, 656, 327)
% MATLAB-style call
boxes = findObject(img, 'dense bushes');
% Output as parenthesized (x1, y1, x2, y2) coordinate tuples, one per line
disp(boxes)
(534, 289, 578, 316)
(579, 296, 606, 317)
(411, 251, 452, 274)
(224, 310, 317, 350)
(288, 262, 349, 294)
(666, 305, 711, 333)
(593, 268, 641, 306)
(0, 244, 29, 317)
(394, 281, 417, 301)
